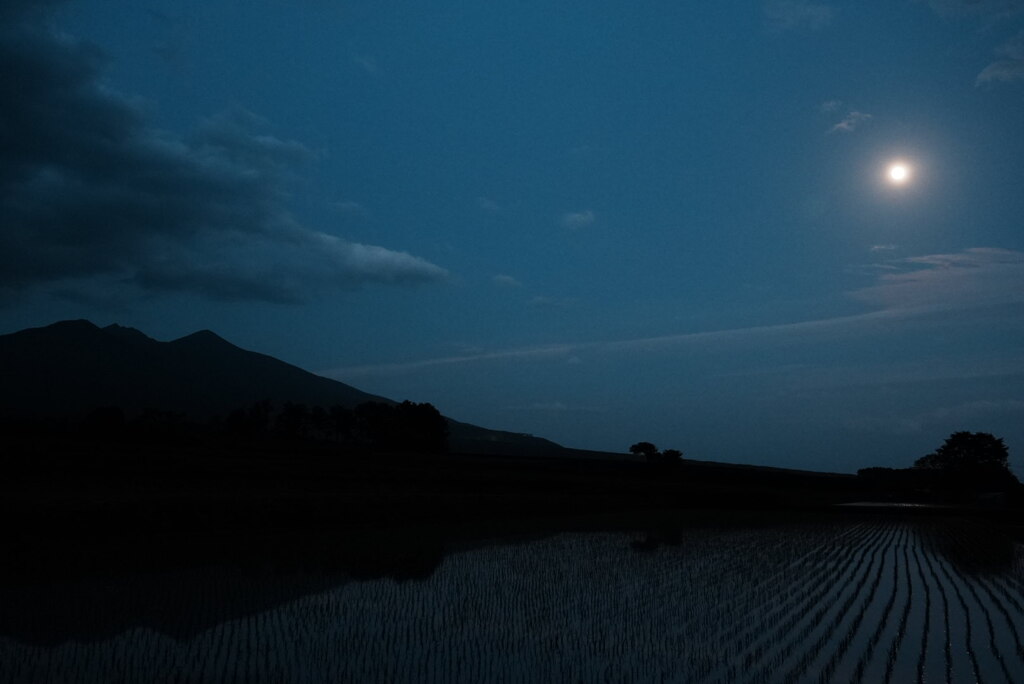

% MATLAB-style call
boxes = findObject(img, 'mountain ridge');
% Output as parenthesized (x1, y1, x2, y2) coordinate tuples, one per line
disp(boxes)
(0, 320, 564, 456)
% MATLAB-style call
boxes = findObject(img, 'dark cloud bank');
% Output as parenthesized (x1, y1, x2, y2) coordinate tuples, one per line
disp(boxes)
(0, 2, 447, 304)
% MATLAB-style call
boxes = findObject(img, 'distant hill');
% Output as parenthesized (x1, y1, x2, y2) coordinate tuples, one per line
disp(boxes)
(0, 320, 564, 457)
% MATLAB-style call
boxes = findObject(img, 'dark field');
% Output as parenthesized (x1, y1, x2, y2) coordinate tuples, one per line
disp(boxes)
(2, 443, 1023, 682)
(2, 509, 1023, 683)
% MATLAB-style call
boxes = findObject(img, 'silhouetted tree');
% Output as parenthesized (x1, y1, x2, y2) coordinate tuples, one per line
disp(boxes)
(354, 402, 395, 447)
(856, 467, 934, 502)
(914, 431, 1009, 472)
(228, 399, 274, 435)
(913, 431, 1017, 496)
(394, 400, 448, 453)
(251, 400, 273, 428)
(662, 449, 683, 462)
(223, 397, 276, 436)
(629, 442, 683, 465)
(275, 402, 310, 439)
(630, 442, 659, 461)
(329, 405, 355, 443)
(310, 406, 329, 438)
(353, 401, 448, 453)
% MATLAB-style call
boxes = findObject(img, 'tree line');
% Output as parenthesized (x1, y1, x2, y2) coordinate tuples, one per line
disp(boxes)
(858, 431, 1018, 503)
(629, 442, 683, 465)
(7, 399, 449, 454)
(238, 400, 449, 453)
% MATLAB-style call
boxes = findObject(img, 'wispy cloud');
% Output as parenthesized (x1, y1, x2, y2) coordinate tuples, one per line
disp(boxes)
(324, 247, 1024, 378)
(977, 59, 1024, 83)
(332, 200, 368, 216)
(829, 111, 872, 134)
(528, 401, 570, 412)
(477, 196, 501, 213)
(923, 0, 1024, 20)
(324, 310, 902, 378)
(530, 295, 576, 308)
(352, 54, 379, 75)
(977, 31, 1024, 85)
(492, 274, 522, 288)
(918, 3, 1024, 85)
(561, 210, 595, 229)
(870, 244, 898, 252)
(764, 0, 835, 32)
(325, 344, 576, 377)
(851, 247, 1024, 311)
(925, 399, 1024, 423)
(510, 401, 605, 414)
(819, 99, 842, 112)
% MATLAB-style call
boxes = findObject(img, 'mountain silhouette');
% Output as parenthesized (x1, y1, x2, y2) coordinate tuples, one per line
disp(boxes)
(0, 320, 562, 456)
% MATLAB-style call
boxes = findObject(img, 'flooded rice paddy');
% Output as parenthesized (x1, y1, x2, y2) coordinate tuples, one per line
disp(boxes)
(2, 512, 1023, 683)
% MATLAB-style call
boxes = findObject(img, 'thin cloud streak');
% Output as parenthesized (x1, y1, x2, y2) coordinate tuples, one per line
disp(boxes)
(718, 355, 1024, 392)
(829, 111, 872, 134)
(977, 31, 1024, 84)
(561, 210, 595, 229)
(326, 344, 576, 377)
(325, 247, 1024, 378)
(492, 274, 522, 288)
(852, 247, 1024, 311)
(326, 309, 899, 378)
(764, 0, 834, 32)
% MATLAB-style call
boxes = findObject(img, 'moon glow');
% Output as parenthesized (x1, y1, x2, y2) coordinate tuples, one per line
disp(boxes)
(887, 163, 910, 184)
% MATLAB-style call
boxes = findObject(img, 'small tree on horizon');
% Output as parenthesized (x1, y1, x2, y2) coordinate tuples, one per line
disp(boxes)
(629, 442, 683, 465)
(913, 431, 1016, 496)
(662, 448, 683, 462)
(914, 431, 1010, 472)
(629, 442, 659, 461)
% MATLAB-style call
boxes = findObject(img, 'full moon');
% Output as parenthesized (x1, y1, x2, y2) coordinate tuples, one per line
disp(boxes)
(888, 163, 910, 184)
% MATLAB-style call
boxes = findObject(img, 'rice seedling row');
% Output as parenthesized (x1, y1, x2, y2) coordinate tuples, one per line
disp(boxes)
(700, 520, 884, 681)
(776, 522, 899, 683)
(3, 515, 1022, 683)
(733, 521, 892, 683)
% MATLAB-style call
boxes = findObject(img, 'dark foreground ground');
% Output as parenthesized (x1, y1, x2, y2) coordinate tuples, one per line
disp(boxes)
(2, 438, 1024, 649)
(4, 437, 1021, 573)
(0, 436, 866, 587)
(6, 435, 1022, 543)
(2, 435, 864, 532)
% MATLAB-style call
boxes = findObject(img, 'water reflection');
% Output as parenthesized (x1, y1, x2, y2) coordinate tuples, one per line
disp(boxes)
(1, 511, 1022, 683)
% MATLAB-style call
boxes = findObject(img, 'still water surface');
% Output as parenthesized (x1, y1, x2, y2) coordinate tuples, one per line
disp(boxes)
(2, 512, 1022, 683)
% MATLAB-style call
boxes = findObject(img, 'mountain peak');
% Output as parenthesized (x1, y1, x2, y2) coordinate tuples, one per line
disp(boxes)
(101, 324, 152, 343)
(0, 320, 564, 457)
(171, 329, 231, 347)
(44, 319, 99, 333)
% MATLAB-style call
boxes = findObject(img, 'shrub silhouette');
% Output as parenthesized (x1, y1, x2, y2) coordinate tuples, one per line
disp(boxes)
(275, 402, 310, 439)
(914, 431, 1009, 472)
(913, 431, 1017, 497)
(354, 401, 448, 453)
(661, 449, 683, 463)
(629, 442, 659, 461)
(393, 400, 448, 453)
(629, 442, 683, 465)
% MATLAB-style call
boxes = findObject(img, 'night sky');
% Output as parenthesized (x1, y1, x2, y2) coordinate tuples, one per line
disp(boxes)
(3, 0, 1023, 473)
